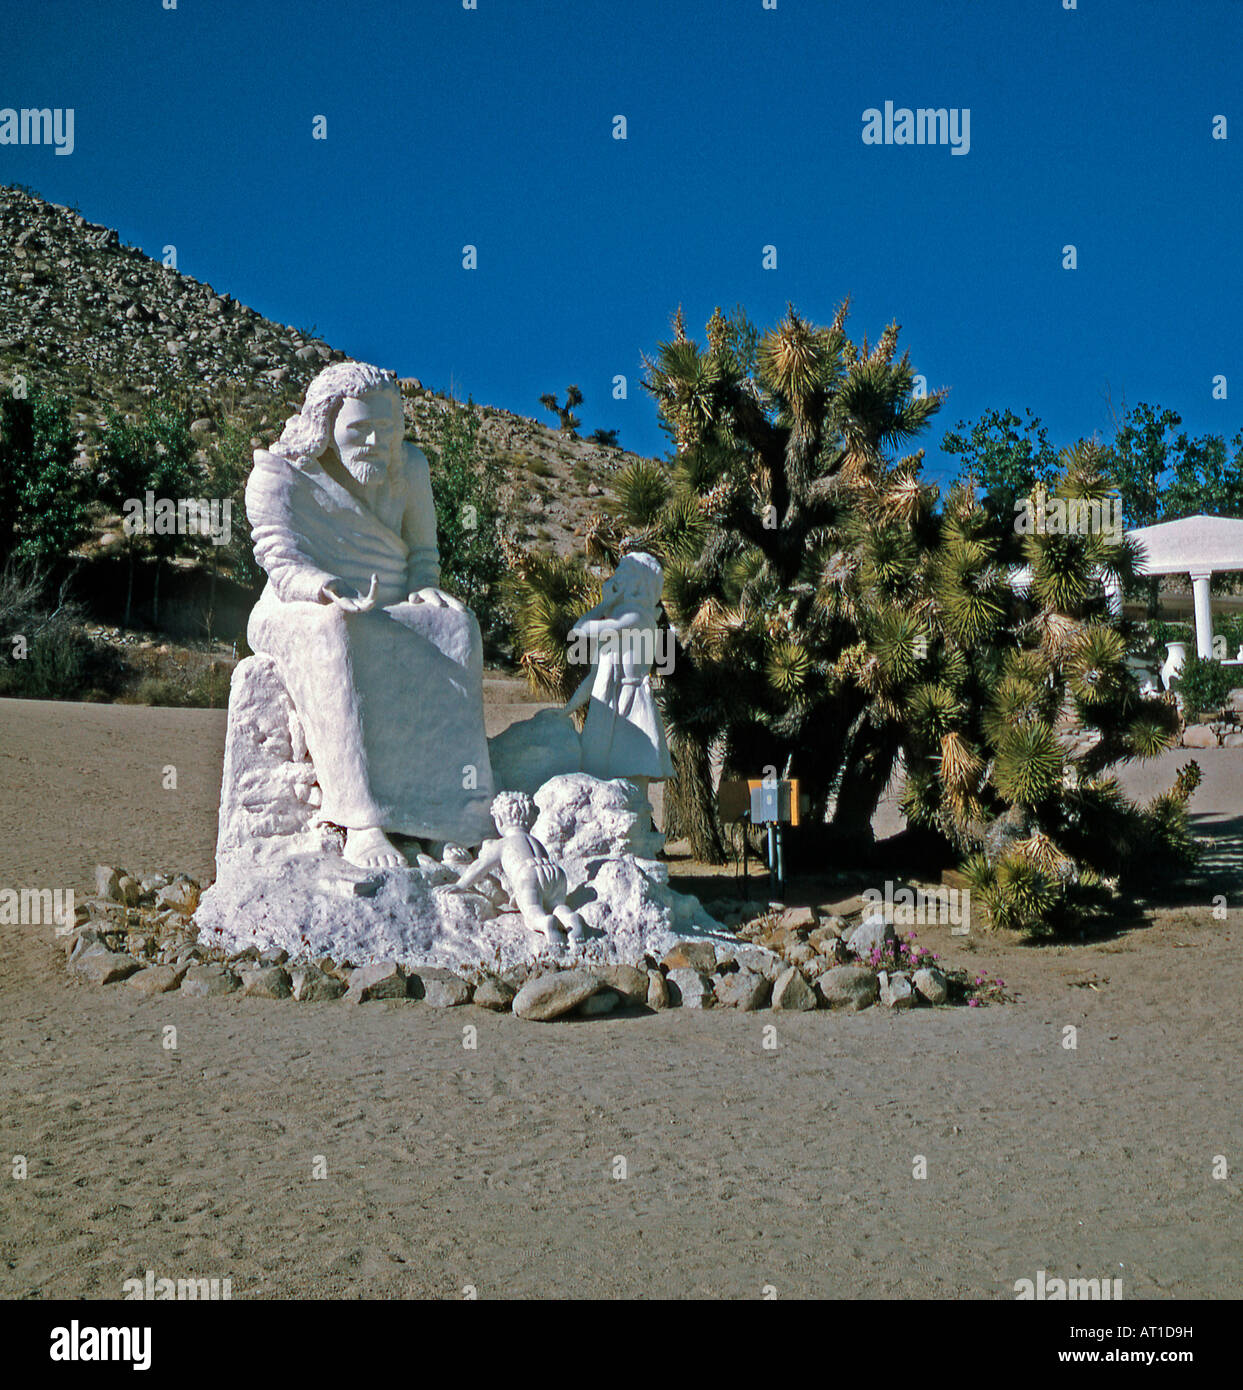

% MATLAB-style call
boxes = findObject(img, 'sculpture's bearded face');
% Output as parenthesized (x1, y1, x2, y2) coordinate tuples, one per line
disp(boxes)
(332, 389, 402, 486)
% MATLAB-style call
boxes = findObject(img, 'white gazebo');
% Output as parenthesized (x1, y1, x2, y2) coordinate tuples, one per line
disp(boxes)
(1128, 514, 1243, 661)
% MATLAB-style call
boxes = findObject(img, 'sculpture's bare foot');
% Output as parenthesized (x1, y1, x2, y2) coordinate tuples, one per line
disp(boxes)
(344, 826, 408, 870)
(540, 922, 568, 952)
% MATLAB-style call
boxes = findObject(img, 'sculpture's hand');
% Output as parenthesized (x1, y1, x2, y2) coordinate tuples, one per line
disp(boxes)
(321, 574, 380, 613)
(407, 586, 467, 614)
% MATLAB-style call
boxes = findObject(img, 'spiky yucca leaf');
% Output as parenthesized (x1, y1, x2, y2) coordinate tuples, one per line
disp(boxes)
(987, 856, 1060, 932)
(858, 522, 917, 593)
(1066, 624, 1126, 704)
(993, 720, 1063, 805)
(934, 543, 1006, 645)
(902, 766, 951, 828)
(1026, 531, 1092, 612)
(939, 730, 982, 790)
(1012, 830, 1074, 880)
(1121, 707, 1175, 759)
(766, 639, 811, 694)
(610, 459, 672, 528)
(1027, 608, 1085, 662)
(909, 681, 962, 741)
(656, 490, 708, 561)
(981, 674, 1045, 752)
(869, 607, 926, 686)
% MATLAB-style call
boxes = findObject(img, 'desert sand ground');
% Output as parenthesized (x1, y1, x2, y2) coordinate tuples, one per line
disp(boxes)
(1, 688, 1241, 1300)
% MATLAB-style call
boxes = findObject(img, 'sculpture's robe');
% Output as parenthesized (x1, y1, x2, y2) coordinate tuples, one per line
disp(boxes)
(245, 446, 494, 846)
(580, 646, 674, 782)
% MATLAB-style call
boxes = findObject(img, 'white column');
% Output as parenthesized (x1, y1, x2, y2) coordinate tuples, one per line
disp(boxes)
(1190, 571, 1214, 659)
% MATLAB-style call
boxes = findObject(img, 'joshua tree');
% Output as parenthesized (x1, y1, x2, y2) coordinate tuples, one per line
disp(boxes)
(538, 384, 582, 437)
(507, 303, 1198, 932)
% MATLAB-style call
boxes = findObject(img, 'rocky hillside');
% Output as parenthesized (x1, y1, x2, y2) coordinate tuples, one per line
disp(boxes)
(0, 183, 646, 555)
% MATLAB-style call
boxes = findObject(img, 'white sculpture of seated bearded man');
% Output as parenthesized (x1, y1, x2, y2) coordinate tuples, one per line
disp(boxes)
(245, 360, 494, 869)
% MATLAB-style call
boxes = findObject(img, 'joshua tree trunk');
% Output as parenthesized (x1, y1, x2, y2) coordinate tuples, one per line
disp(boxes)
(827, 721, 903, 852)
(665, 733, 726, 864)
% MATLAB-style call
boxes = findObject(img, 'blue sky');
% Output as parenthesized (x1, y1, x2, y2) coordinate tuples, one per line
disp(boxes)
(3, 0, 1240, 484)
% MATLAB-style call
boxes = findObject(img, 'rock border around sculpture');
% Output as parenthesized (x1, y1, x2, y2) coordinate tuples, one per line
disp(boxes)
(62, 867, 1010, 1018)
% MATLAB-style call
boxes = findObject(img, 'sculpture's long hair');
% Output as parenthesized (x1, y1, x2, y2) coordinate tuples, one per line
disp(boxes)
(270, 360, 398, 464)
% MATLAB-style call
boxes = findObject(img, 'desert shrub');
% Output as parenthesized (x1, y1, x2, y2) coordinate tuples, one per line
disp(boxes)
(183, 663, 232, 709)
(124, 677, 187, 707)
(0, 617, 97, 700)
(1173, 656, 1235, 716)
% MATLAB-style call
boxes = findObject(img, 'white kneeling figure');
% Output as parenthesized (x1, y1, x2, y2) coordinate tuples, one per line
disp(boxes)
(447, 791, 586, 950)
(564, 551, 674, 809)
(242, 360, 494, 867)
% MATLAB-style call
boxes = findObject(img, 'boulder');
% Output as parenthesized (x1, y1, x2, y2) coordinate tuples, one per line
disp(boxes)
(878, 970, 915, 1009)
(289, 965, 345, 1001)
(156, 878, 200, 915)
(778, 905, 818, 932)
(814, 966, 879, 1011)
(414, 968, 472, 1007)
(1182, 724, 1219, 748)
(847, 916, 896, 960)
(240, 965, 292, 999)
(913, 966, 948, 1005)
(72, 950, 140, 985)
(344, 961, 409, 1003)
(713, 969, 771, 1011)
(646, 970, 670, 1010)
(180, 964, 241, 997)
(661, 941, 717, 974)
(125, 965, 185, 996)
(666, 967, 713, 1009)
(93, 865, 123, 902)
(513, 969, 603, 1021)
(473, 976, 517, 1011)
(591, 963, 649, 1004)
(576, 989, 620, 1017)
(771, 966, 817, 1012)
(66, 927, 103, 960)
(115, 875, 143, 907)
(718, 944, 785, 981)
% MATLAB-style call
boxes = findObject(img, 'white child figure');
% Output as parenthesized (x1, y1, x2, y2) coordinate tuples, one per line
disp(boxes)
(448, 791, 585, 950)
(564, 551, 674, 808)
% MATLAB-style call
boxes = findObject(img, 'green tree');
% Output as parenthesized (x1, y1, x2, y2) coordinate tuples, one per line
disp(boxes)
(95, 402, 197, 628)
(0, 391, 89, 572)
(941, 407, 1059, 512)
(1164, 427, 1243, 520)
(419, 397, 511, 645)
(1108, 401, 1182, 530)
